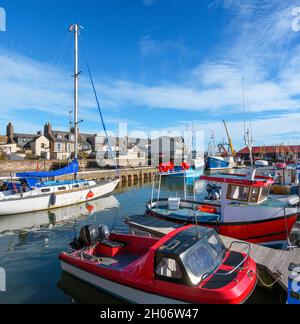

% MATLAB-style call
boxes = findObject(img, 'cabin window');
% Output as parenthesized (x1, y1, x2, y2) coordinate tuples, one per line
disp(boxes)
(185, 243, 215, 279)
(155, 258, 182, 280)
(58, 186, 67, 191)
(41, 188, 50, 193)
(260, 186, 270, 201)
(250, 187, 261, 203)
(208, 234, 226, 260)
(73, 184, 79, 188)
(227, 185, 250, 202)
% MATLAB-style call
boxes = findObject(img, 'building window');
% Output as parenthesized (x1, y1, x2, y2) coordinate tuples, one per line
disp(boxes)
(41, 143, 45, 149)
(57, 143, 61, 152)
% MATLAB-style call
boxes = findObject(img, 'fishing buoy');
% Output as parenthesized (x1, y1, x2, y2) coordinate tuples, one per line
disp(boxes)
(86, 191, 95, 200)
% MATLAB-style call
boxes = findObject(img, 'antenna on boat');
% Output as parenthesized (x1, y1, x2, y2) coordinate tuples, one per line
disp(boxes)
(69, 24, 83, 179)
(242, 77, 254, 168)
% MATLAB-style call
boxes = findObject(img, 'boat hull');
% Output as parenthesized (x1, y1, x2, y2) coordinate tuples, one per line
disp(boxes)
(60, 261, 188, 304)
(271, 184, 299, 195)
(167, 169, 204, 179)
(206, 156, 234, 170)
(146, 202, 299, 244)
(0, 179, 119, 216)
(218, 213, 298, 244)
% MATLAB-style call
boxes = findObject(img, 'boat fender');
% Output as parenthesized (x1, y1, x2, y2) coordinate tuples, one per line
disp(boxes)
(198, 205, 217, 214)
(49, 193, 56, 206)
(86, 191, 95, 200)
(181, 161, 191, 171)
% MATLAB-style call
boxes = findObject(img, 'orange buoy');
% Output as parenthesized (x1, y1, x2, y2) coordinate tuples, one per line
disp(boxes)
(86, 191, 95, 200)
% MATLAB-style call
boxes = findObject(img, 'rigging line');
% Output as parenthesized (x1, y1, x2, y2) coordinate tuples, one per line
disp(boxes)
(51, 31, 72, 68)
(78, 33, 120, 177)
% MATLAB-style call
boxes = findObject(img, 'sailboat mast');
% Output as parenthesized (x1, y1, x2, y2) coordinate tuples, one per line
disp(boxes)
(70, 24, 80, 178)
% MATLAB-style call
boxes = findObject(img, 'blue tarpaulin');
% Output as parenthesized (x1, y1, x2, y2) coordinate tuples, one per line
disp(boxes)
(16, 159, 79, 179)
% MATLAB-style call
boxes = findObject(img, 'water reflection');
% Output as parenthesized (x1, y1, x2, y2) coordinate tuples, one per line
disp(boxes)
(0, 196, 120, 236)
(58, 272, 123, 304)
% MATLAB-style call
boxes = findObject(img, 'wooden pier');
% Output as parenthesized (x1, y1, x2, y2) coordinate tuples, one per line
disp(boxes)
(124, 215, 300, 292)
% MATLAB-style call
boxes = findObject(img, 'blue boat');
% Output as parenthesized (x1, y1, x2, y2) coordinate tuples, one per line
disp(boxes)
(206, 156, 235, 171)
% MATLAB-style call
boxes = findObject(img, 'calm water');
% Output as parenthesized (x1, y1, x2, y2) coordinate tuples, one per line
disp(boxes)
(0, 178, 286, 304)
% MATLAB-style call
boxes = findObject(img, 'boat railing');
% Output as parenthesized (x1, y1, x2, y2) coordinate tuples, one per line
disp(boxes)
(200, 241, 251, 284)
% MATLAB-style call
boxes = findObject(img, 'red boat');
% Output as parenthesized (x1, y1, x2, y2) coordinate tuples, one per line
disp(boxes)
(59, 224, 257, 304)
(147, 169, 300, 244)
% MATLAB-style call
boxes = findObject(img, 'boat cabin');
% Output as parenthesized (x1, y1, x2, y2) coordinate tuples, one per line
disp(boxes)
(201, 171, 274, 205)
(155, 226, 226, 286)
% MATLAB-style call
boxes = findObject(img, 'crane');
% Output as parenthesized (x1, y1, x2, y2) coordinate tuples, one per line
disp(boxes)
(223, 120, 236, 157)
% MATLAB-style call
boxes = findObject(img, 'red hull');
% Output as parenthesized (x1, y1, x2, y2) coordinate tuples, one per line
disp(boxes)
(218, 214, 298, 244)
(148, 209, 299, 244)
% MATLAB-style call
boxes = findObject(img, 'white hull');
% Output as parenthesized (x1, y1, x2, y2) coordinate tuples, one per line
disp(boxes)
(60, 261, 187, 304)
(0, 179, 119, 216)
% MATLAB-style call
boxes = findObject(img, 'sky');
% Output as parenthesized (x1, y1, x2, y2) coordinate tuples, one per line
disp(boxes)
(1, 0, 300, 149)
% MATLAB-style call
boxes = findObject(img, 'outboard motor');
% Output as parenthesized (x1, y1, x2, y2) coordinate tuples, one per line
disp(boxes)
(206, 184, 221, 201)
(99, 225, 110, 241)
(70, 224, 100, 250)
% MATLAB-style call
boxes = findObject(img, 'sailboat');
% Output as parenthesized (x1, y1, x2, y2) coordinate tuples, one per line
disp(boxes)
(0, 24, 119, 216)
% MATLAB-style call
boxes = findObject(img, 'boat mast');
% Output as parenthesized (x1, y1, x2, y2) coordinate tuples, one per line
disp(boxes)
(70, 24, 80, 179)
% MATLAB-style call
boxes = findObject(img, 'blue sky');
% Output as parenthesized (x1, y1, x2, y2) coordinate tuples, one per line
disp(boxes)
(1, 0, 300, 149)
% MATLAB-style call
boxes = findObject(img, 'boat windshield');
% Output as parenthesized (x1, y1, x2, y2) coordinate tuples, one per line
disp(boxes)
(183, 233, 225, 286)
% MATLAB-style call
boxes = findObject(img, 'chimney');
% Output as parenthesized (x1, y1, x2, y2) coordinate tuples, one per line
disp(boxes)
(6, 123, 15, 144)
(6, 122, 14, 138)
(44, 123, 52, 136)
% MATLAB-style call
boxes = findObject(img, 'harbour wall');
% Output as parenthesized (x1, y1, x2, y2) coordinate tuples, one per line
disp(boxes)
(0, 160, 157, 183)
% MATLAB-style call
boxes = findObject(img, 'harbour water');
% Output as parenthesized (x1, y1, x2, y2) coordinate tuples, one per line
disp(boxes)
(0, 178, 287, 304)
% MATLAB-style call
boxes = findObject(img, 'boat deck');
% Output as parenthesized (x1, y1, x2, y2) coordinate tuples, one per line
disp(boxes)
(124, 215, 300, 292)
(150, 206, 220, 223)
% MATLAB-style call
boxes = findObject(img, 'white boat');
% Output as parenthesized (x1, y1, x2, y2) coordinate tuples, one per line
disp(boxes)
(254, 160, 269, 167)
(0, 25, 119, 216)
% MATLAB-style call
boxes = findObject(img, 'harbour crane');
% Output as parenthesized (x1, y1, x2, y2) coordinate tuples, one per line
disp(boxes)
(223, 120, 236, 156)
